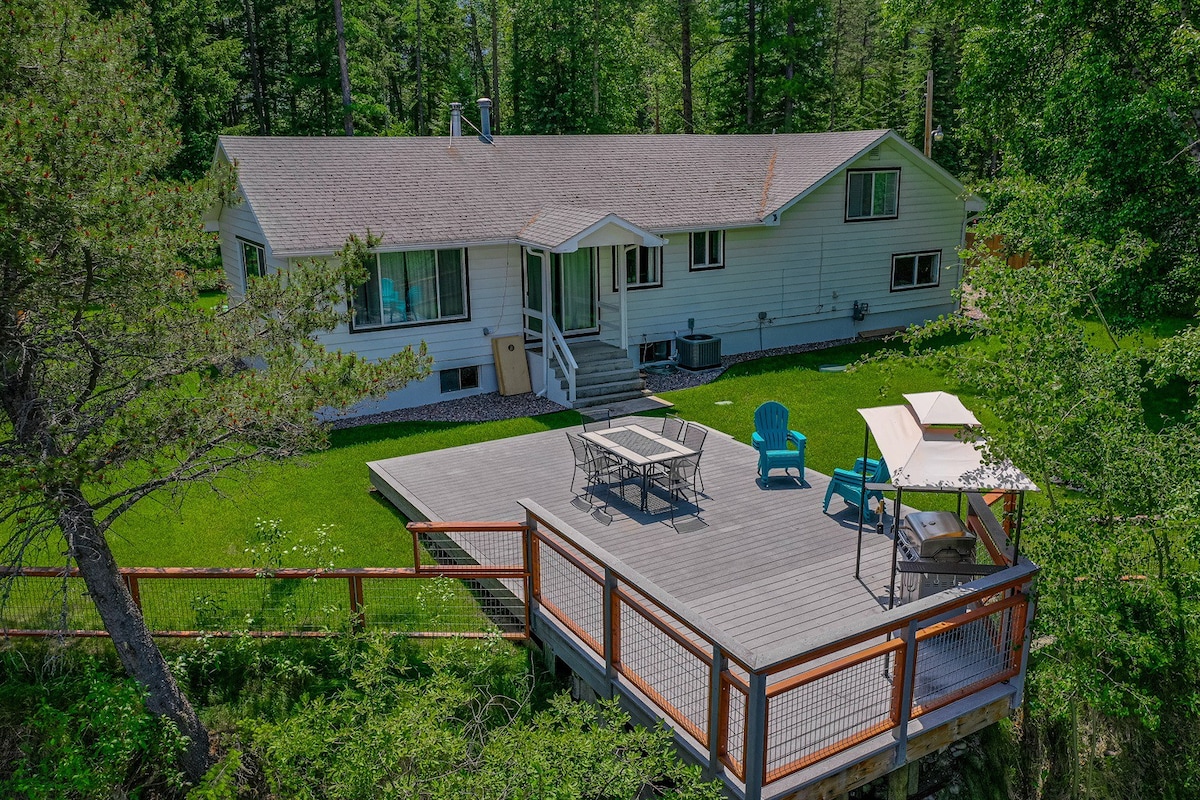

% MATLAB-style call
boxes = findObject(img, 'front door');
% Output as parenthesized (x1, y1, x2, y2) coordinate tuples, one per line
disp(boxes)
(524, 248, 598, 337)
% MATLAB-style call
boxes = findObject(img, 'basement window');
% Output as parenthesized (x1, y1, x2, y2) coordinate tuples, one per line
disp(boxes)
(440, 365, 480, 394)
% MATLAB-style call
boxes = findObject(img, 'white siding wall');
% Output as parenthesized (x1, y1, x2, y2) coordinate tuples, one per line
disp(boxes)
(610, 139, 964, 359)
(217, 195, 283, 303)
(317, 244, 528, 413)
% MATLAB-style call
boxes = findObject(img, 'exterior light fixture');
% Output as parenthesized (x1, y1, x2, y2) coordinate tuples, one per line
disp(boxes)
(932, 125, 944, 143)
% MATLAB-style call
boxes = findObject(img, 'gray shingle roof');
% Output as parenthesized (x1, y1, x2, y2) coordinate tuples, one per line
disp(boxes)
(218, 130, 892, 255)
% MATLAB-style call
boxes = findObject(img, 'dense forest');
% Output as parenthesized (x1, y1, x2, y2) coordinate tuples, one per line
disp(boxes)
(3, 0, 1200, 797)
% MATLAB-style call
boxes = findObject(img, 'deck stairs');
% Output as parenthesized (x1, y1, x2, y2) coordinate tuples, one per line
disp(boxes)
(552, 340, 649, 409)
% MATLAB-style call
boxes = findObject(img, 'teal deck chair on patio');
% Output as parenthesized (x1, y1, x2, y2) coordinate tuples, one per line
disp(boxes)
(823, 457, 889, 522)
(752, 401, 806, 483)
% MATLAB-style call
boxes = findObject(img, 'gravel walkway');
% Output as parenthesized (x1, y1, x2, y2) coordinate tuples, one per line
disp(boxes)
(332, 337, 857, 428)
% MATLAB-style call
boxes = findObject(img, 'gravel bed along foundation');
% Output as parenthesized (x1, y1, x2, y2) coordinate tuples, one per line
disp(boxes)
(332, 337, 858, 428)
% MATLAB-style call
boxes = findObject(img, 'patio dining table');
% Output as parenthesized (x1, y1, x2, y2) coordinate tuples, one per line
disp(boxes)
(581, 424, 697, 511)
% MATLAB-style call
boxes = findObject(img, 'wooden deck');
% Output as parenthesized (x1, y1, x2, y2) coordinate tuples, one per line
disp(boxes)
(369, 419, 1035, 800)
(370, 419, 898, 658)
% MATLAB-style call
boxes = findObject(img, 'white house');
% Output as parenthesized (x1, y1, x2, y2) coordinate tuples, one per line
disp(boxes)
(209, 118, 981, 412)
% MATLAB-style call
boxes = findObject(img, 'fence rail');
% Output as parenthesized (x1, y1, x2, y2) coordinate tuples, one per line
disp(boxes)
(0, 523, 531, 640)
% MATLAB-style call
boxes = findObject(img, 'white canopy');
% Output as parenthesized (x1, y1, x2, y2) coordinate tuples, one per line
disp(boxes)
(858, 392, 1037, 492)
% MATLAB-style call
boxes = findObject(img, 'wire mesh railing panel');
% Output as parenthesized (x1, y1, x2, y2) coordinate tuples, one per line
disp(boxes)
(912, 602, 1020, 715)
(415, 528, 524, 570)
(764, 646, 899, 782)
(616, 593, 711, 744)
(0, 574, 102, 632)
(138, 577, 353, 633)
(535, 542, 604, 654)
(362, 577, 520, 635)
(721, 674, 748, 780)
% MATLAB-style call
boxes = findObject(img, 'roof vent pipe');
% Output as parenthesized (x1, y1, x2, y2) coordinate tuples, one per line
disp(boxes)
(449, 102, 462, 137)
(477, 97, 493, 143)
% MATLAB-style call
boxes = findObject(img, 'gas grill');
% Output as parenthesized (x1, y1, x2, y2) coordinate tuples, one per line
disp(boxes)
(897, 511, 978, 601)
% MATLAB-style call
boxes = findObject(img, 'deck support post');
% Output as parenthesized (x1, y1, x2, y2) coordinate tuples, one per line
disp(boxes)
(744, 671, 768, 800)
(602, 567, 619, 698)
(1010, 593, 1035, 710)
(707, 644, 727, 777)
(893, 617, 920, 766)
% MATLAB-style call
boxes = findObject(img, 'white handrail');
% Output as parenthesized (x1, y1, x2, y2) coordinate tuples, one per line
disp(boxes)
(544, 316, 578, 403)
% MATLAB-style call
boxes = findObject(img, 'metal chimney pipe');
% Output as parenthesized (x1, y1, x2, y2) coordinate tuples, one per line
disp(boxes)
(477, 97, 493, 143)
(449, 102, 462, 137)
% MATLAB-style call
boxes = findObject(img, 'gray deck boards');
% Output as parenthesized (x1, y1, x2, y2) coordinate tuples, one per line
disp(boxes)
(369, 418, 904, 659)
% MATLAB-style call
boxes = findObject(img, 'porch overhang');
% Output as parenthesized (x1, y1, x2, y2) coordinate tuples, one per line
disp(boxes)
(516, 206, 666, 254)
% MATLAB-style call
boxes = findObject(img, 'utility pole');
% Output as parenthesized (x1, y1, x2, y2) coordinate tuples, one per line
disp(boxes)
(923, 69, 933, 157)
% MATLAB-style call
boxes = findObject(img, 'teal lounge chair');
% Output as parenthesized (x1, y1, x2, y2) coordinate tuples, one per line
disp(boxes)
(752, 401, 806, 484)
(823, 457, 889, 522)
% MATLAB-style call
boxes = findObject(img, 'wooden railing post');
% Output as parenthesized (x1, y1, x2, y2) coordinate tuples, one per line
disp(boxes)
(602, 567, 619, 697)
(1008, 593, 1035, 710)
(892, 618, 921, 766)
(122, 574, 142, 611)
(348, 576, 365, 629)
(411, 525, 422, 574)
(521, 523, 534, 639)
(707, 644, 727, 777)
(743, 671, 767, 800)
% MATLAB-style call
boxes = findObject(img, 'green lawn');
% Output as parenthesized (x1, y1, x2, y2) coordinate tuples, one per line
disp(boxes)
(101, 319, 1191, 569)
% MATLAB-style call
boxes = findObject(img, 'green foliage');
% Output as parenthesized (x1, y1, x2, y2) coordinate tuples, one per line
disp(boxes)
(0, 651, 187, 798)
(905, 236, 1200, 796)
(244, 634, 722, 799)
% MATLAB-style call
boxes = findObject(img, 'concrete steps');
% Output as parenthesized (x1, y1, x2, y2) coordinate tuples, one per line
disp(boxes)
(551, 341, 649, 409)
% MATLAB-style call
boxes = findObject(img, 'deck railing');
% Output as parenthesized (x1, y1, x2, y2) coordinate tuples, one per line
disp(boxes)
(518, 499, 1036, 799)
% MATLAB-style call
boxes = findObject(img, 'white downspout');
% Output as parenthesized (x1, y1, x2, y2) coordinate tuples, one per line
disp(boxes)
(541, 248, 552, 397)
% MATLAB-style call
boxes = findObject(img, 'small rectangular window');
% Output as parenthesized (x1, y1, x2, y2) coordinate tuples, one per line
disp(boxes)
(846, 169, 900, 221)
(891, 251, 941, 290)
(440, 365, 480, 393)
(690, 230, 724, 271)
(615, 245, 661, 289)
(240, 240, 265, 286)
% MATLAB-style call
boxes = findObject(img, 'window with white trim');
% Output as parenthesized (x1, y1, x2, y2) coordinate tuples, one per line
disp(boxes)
(690, 230, 724, 270)
(240, 240, 265, 286)
(350, 249, 468, 330)
(618, 245, 661, 289)
(846, 169, 899, 220)
(891, 251, 940, 290)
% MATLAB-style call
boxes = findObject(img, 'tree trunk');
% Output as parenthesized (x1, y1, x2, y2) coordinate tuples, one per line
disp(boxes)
(59, 487, 212, 782)
(784, 13, 795, 131)
(415, 0, 425, 134)
(242, 0, 270, 134)
(592, 0, 601, 117)
(829, 0, 843, 129)
(469, 4, 489, 102)
(333, 0, 354, 135)
(746, 0, 756, 129)
(490, 0, 499, 129)
(680, 0, 693, 133)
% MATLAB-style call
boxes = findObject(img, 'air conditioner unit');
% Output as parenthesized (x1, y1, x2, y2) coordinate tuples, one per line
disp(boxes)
(676, 333, 721, 370)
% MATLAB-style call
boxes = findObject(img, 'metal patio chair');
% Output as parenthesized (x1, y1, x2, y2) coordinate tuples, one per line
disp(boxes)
(661, 414, 685, 442)
(582, 408, 612, 432)
(651, 453, 702, 528)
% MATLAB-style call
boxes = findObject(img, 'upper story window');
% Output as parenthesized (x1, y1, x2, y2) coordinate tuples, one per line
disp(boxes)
(891, 250, 940, 291)
(240, 240, 265, 287)
(690, 230, 724, 271)
(350, 249, 468, 331)
(619, 245, 661, 289)
(846, 169, 899, 221)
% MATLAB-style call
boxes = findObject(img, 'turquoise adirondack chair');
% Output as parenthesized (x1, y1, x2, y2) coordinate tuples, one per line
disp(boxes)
(823, 457, 890, 522)
(752, 401, 806, 483)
